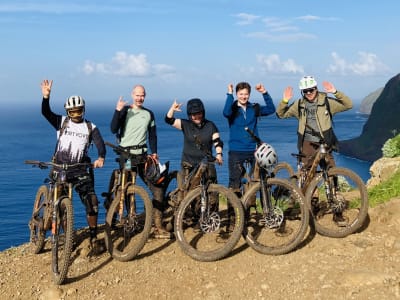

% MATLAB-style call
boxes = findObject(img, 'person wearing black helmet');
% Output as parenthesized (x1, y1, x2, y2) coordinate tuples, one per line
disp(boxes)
(40, 79, 106, 253)
(165, 98, 223, 186)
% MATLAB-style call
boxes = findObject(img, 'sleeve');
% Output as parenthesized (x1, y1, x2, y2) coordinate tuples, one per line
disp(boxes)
(110, 107, 127, 134)
(329, 91, 353, 114)
(91, 127, 106, 158)
(148, 111, 158, 154)
(259, 92, 276, 116)
(276, 99, 300, 119)
(222, 93, 235, 118)
(41, 97, 63, 130)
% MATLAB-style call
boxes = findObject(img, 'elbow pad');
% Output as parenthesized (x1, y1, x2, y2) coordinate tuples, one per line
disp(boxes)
(165, 115, 175, 125)
(213, 137, 224, 149)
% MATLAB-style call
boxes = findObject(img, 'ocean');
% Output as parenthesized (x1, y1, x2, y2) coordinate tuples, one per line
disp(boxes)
(0, 103, 372, 251)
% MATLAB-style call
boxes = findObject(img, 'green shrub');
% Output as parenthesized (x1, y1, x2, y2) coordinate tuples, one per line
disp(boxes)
(382, 133, 400, 158)
(368, 169, 400, 207)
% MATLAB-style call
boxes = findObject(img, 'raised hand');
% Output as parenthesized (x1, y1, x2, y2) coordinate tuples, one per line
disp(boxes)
(283, 86, 293, 102)
(255, 83, 267, 94)
(227, 83, 234, 94)
(171, 99, 182, 112)
(116, 96, 128, 111)
(41, 79, 53, 99)
(322, 81, 337, 94)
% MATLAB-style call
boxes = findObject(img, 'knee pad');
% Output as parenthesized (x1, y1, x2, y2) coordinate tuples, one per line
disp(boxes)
(84, 193, 99, 216)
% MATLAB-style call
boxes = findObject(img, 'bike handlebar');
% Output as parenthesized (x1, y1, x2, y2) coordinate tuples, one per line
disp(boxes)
(25, 160, 93, 170)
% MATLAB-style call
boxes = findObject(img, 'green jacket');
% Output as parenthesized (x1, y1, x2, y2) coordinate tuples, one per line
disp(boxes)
(276, 91, 353, 151)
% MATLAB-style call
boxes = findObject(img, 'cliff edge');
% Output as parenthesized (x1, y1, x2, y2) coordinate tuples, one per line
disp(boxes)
(339, 73, 400, 161)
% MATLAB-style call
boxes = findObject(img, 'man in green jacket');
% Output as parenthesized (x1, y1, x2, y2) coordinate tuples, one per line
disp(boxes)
(276, 75, 353, 169)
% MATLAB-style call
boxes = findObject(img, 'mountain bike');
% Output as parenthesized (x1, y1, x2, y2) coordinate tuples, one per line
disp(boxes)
(26, 160, 92, 285)
(172, 153, 245, 262)
(240, 128, 309, 255)
(273, 133, 368, 238)
(102, 142, 153, 262)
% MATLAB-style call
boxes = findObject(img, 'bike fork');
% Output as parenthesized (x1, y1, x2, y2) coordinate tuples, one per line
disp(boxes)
(259, 169, 272, 214)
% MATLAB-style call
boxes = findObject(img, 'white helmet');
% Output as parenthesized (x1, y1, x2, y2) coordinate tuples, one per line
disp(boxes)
(254, 143, 278, 169)
(64, 95, 85, 110)
(299, 76, 317, 90)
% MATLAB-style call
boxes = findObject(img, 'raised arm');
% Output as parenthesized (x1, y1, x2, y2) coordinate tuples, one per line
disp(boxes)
(165, 99, 182, 130)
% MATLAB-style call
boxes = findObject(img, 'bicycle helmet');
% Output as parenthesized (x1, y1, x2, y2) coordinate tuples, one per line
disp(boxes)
(187, 98, 205, 116)
(299, 76, 317, 90)
(64, 95, 85, 121)
(254, 143, 278, 169)
(145, 156, 170, 185)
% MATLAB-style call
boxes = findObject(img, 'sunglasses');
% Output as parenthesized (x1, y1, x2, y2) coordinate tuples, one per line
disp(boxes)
(68, 109, 83, 117)
(303, 87, 317, 94)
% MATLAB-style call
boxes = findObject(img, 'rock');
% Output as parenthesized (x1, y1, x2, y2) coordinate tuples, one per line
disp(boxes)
(367, 157, 400, 187)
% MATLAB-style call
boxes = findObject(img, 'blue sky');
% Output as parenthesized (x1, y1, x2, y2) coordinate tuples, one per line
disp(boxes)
(1, 0, 398, 108)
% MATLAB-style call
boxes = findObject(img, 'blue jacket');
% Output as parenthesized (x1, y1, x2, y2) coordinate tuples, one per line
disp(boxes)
(223, 93, 275, 152)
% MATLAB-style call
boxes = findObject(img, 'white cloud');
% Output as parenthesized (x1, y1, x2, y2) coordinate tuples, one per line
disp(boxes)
(246, 31, 316, 42)
(82, 51, 175, 78)
(296, 15, 340, 22)
(243, 16, 317, 42)
(256, 54, 304, 74)
(327, 52, 390, 76)
(233, 13, 260, 25)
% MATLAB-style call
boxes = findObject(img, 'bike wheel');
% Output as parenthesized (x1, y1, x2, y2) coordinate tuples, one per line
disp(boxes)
(272, 162, 295, 179)
(29, 185, 48, 254)
(305, 167, 368, 238)
(52, 196, 74, 285)
(104, 185, 153, 262)
(174, 184, 244, 262)
(242, 178, 308, 255)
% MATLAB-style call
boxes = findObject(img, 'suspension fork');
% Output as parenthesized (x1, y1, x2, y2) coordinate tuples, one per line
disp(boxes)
(320, 154, 336, 203)
(259, 167, 273, 214)
(118, 170, 127, 217)
(199, 171, 211, 223)
(128, 170, 137, 216)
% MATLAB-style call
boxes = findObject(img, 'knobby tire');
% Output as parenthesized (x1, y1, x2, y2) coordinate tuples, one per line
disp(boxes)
(305, 167, 368, 238)
(174, 184, 244, 262)
(272, 162, 295, 179)
(242, 177, 309, 255)
(52, 197, 74, 285)
(30, 185, 48, 254)
(104, 185, 153, 262)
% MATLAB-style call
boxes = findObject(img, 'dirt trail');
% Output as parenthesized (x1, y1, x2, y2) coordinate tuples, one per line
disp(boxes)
(1, 198, 400, 300)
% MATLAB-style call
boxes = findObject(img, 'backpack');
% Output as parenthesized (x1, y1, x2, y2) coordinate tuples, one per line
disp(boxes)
(228, 100, 260, 125)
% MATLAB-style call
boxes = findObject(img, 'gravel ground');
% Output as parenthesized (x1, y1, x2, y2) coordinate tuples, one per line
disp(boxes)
(1, 198, 399, 300)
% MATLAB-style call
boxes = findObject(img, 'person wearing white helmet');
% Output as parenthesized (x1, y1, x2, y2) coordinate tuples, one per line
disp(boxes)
(40, 79, 106, 252)
(276, 75, 352, 163)
(276, 76, 352, 224)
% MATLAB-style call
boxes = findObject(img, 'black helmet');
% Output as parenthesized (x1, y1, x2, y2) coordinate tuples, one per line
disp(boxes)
(187, 98, 205, 116)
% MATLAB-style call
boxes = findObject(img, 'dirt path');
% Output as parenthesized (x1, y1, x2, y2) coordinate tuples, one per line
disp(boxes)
(1, 198, 400, 300)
